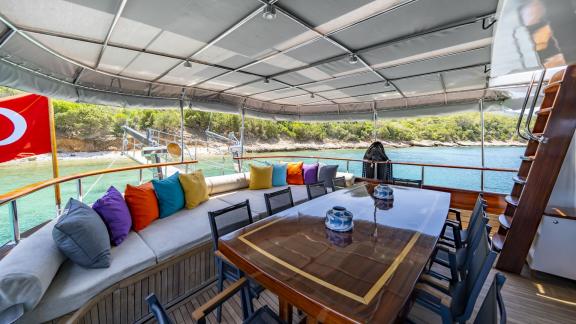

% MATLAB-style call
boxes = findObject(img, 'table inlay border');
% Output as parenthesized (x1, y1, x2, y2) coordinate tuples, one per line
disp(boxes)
(238, 216, 422, 305)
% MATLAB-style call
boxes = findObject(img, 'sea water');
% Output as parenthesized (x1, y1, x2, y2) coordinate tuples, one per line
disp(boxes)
(0, 146, 524, 245)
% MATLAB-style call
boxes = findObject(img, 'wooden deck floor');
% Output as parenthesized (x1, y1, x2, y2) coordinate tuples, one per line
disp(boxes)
(159, 265, 576, 324)
(158, 210, 576, 324)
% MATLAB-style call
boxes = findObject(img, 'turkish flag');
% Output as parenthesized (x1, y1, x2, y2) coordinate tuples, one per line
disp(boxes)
(0, 94, 51, 163)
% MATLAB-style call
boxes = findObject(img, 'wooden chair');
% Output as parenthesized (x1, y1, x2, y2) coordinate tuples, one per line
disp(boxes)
(208, 200, 262, 322)
(392, 177, 423, 188)
(307, 182, 328, 200)
(146, 280, 285, 324)
(409, 230, 498, 323)
(330, 176, 347, 191)
(264, 187, 294, 216)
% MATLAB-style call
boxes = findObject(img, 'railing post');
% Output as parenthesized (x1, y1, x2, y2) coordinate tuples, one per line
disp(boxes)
(9, 200, 20, 244)
(421, 166, 425, 185)
(77, 178, 83, 202)
(139, 169, 143, 184)
(346, 160, 350, 173)
(481, 170, 485, 192)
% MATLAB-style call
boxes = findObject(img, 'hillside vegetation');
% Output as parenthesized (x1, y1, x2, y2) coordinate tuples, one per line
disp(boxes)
(52, 100, 521, 143)
(0, 87, 520, 144)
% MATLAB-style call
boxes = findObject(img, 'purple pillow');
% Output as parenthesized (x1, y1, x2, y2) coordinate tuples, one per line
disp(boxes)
(303, 163, 319, 185)
(92, 186, 132, 246)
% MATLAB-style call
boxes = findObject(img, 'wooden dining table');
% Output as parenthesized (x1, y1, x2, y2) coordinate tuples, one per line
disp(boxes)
(218, 183, 451, 324)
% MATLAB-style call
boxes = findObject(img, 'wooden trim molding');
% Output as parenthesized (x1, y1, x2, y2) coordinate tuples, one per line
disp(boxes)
(0, 160, 198, 206)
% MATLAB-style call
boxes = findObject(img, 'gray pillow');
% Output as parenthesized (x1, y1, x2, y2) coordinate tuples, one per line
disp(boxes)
(53, 198, 111, 268)
(318, 164, 339, 187)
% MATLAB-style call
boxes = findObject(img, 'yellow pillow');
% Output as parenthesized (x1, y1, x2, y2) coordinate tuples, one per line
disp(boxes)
(249, 164, 273, 190)
(179, 170, 209, 209)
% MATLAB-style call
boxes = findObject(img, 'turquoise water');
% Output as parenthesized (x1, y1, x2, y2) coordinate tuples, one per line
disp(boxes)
(0, 146, 523, 245)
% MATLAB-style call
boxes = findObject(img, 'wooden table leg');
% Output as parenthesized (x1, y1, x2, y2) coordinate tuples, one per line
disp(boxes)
(305, 316, 318, 324)
(279, 297, 293, 324)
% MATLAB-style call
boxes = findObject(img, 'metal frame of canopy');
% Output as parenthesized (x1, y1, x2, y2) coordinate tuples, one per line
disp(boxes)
(0, 0, 503, 120)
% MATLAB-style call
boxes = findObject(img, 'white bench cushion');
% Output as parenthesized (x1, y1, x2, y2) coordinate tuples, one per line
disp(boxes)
(137, 197, 232, 262)
(18, 232, 156, 323)
(0, 220, 65, 323)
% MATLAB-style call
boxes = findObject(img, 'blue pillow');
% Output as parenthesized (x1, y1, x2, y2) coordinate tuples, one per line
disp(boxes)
(271, 163, 288, 187)
(152, 172, 185, 218)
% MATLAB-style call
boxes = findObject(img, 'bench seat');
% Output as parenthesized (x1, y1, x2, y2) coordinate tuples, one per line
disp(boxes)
(137, 197, 232, 262)
(18, 232, 156, 323)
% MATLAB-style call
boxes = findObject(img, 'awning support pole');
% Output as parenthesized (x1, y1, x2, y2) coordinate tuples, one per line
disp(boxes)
(239, 105, 246, 172)
(372, 103, 377, 142)
(480, 98, 485, 192)
(179, 89, 185, 163)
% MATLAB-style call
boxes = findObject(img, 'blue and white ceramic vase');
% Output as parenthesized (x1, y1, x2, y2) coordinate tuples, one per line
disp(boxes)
(325, 206, 353, 232)
(373, 184, 394, 200)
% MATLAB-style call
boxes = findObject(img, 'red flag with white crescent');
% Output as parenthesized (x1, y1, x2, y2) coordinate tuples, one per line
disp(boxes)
(0, 94, 51, 163)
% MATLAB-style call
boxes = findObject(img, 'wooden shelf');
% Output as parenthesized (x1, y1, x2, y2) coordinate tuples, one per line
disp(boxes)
(513, 176, 526, 185)
(537, 107, 553, 115)
(499, 214, 513, 229)
(492, 233, 505, 251)
(520, 155, 535, 162)
(505, 195, 519, 207)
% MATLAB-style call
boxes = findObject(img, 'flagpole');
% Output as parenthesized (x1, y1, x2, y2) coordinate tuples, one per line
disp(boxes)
(48, 98, 61, 213)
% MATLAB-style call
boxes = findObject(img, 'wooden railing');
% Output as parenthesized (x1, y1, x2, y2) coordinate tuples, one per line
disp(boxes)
(234, 155, 518, 192)
(234, 155, 518, 172)
(1, 160, 198, 244)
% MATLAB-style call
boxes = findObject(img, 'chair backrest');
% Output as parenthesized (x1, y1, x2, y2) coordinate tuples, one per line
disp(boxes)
(468, 194, 487, 229)
(392, 177, 423, 188)
(307, 182, 328, 200)
(331, 176, 347, 191)
(146, 294, 173, 324)
(264, 187, 294, 216)
(456, 229, 498, 321)
(208, 200, 253, 250)
(474, 273, 507, 324)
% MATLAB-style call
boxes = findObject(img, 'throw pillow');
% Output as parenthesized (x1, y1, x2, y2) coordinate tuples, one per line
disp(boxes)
(286, 161, 304, 185)
(271, 163, 288, 187)
(318, 163, 339, 187)
(124, 182, 159, 231)
(179, 170, 210, 209)
(303, 163, 319, 185)
(249, 164, 273, 189)
(152, 172, 186, 218)
(92, 186, 132, 246)
(52, 198, 111, 268)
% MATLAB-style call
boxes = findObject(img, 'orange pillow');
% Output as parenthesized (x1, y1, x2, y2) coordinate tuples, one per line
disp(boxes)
(286, 161, 304, 185)
(124, 182, 159, 231)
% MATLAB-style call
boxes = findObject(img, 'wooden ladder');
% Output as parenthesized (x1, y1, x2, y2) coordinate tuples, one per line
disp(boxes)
(494, 66, 576, 273)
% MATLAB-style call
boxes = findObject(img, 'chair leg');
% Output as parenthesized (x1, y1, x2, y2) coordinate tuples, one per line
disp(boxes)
(216, 258, 224, 323)
(240, 283, 254, 319)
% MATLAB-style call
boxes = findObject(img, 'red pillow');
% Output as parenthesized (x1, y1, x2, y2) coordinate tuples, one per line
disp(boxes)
(124, 182, 159, 231)
(286, 161, 304, 185)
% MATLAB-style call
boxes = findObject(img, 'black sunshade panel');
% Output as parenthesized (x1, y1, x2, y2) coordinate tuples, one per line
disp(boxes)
(0, 34, 78, 83)
(112, 0, 260, 46)
(361, 21, 492, 67)
(212, 12, 309, 59)
(378, 46, 491, 79)
(332, 0, 498, 50)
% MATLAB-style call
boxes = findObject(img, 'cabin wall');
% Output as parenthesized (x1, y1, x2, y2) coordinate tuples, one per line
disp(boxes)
(547, 132, 576, 208)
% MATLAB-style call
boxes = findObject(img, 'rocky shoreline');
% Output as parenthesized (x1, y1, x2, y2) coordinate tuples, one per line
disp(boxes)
(243, 139, 525, 153)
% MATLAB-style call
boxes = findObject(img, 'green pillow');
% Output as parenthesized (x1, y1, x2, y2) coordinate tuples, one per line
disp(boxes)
(152, 172, 185, 218)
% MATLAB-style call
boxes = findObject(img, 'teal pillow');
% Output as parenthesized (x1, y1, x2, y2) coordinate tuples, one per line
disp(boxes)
(271, 163, 288, 187)
(152, 172, 185, 218)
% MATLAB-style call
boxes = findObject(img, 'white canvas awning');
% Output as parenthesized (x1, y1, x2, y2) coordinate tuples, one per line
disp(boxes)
(0, 0, 506, 120)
